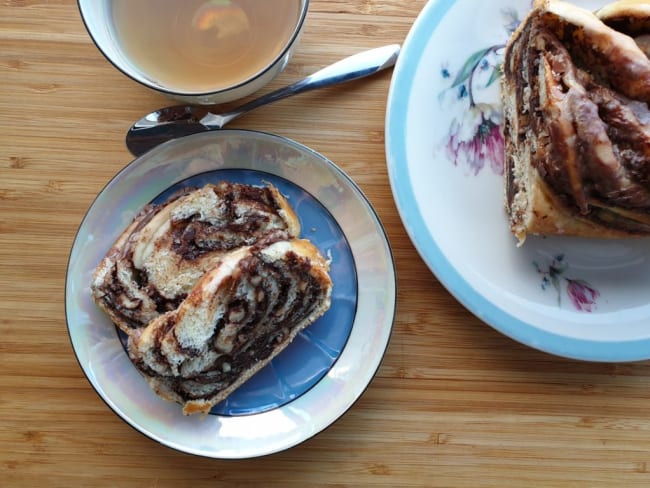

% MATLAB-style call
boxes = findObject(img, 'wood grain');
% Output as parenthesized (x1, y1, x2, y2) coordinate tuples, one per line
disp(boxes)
(2, 1, 650, 486)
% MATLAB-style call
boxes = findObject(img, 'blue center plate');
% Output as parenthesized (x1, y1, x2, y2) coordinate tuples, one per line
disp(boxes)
(66, 129, 395, 458)
(116, 168, 358, 416)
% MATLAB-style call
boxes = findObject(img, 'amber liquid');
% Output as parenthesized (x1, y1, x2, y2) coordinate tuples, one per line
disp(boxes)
(111, 0, 301, 93)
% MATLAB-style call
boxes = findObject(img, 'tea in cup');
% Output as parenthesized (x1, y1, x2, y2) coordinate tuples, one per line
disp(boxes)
(78, 0, 309, 104)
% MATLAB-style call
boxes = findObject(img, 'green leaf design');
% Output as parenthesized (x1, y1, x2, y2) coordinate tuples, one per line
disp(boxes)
(451, 47, 492, 88)
(485, 63, 502, 87)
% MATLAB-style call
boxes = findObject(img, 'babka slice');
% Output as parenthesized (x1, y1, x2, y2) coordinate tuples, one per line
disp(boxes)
(502, 0, 650, 244)
(91, 181, 300, 333)
(127, 237, 333, 415)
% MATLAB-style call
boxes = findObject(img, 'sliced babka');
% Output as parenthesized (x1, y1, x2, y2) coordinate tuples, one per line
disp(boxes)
(127, 237, 333, 415)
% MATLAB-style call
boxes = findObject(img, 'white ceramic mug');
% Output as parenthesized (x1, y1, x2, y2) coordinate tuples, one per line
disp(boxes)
(78, 0, 309, 105)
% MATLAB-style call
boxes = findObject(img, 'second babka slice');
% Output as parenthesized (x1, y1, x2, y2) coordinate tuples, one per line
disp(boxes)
(127, 237, 333, 415)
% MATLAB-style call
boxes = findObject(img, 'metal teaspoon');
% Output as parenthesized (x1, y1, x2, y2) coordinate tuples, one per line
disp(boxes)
(125, 44, 401, 157)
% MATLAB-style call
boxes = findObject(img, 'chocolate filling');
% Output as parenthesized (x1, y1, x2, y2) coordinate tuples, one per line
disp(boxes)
(99, 263, 186, 330)
(171, 183, 287, 261)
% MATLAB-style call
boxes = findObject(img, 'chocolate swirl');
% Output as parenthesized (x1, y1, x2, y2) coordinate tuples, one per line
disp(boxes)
(503, 0, 650, 243)
(91, 182, 300, 333)
(127, 238, 333, 415)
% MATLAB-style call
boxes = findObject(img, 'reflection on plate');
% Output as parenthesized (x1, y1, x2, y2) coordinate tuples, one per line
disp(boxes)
(66, 130, 395, 458)
(385, 0, 650, 362)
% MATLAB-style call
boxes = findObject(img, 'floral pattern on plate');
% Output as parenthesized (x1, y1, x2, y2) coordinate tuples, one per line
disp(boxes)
(534, 255, 600, 312)
(438, 6, 524, 176)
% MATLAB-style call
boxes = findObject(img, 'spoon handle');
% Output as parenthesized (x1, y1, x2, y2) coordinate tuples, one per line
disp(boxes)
(201, 44, 401, 128)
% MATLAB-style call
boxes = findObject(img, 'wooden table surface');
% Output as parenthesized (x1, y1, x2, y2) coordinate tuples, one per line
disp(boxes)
(3, 0, 650, 486)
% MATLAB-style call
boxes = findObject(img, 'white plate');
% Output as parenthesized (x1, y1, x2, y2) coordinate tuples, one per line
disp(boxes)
(385, 0, 650, 362)
(66, 130, 396, 457)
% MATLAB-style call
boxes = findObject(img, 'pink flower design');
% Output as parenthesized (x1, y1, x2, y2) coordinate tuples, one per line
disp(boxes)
(566, 279, 600, 312)
(446, 104, 504, 175)
(534, 255, 601, 312)
(439, 7, 526, 176)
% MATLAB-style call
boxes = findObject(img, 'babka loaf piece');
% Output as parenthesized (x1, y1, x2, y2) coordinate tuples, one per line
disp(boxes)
(127, 237, 333, 415)
(502, 0, 650, 244)
(91, 182, 300, 333)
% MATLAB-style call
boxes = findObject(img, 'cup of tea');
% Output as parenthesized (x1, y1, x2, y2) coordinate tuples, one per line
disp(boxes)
(78, 0, 309, 104)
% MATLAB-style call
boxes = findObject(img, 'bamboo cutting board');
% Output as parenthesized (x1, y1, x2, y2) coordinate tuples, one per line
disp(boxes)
(2, 0, 650, 486)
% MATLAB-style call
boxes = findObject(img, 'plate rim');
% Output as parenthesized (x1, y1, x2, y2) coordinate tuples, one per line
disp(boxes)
(65, 129, 397, 457)
(384, 0, 650, 363)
